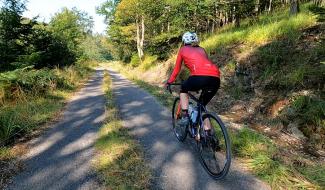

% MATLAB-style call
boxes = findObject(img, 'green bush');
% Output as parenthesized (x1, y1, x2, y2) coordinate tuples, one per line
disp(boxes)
(130, 54, 141, 67)
(139, 54, 158, 71)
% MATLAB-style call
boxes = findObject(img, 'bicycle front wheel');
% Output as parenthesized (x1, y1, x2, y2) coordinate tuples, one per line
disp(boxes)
(172, 97, 187, 142)
(197, 112, 231, 180)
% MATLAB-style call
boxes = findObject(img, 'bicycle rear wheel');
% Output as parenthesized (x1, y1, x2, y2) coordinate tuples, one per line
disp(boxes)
(197, 112, 231, 180)
(172, 97, 187, 141)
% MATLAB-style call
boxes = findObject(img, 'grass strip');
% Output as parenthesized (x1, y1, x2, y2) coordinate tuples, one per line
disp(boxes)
(94, 70, 151, 189)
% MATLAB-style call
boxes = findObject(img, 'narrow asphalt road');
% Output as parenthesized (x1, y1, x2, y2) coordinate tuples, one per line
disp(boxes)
(109, 69, 271, 190)
(6, 69, 106, 190)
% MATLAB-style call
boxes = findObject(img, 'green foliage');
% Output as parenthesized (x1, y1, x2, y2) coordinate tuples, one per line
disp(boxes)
(309, 4, 325, 22)
(0, 62, 94, 144)
(288, 95, 325, 128)
(130, 54, 141, 67)
(147, 32, 181, 60)
(139, 54, 158, 71)
(0, 97, 64, 145)
(201, 6, 315, 52)
(99, 0, 318, 63)
(0, 0, 29, 70)
(80, 35, 112, 61)
(298, 164, 325, 187)
(0, 0, 94, 71)
(49, 7, 94, 58)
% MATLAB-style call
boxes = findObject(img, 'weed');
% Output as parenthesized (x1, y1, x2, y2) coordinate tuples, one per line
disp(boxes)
(298, 164, 325, 188)
(223, 60, 236, 73)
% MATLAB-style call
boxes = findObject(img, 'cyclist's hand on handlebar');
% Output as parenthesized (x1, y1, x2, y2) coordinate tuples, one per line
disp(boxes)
(164, 82, 170, 90)
(164, 82, 172, 93)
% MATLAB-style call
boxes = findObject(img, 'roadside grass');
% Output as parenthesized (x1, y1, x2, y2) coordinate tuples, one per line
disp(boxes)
(0, 97, 64, 145)
(94, 70, 151, 189)
(108, 62, 323, 189)
(0, 60, 96, 189)
(0, 62, 95, 145)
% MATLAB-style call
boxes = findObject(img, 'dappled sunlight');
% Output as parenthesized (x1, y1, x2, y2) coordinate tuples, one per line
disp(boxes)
(162, 150, 196, 189)
(108, 68, 271, 190)
(24, 131, 65, 159)
(7, 69, 105, 190)
(59, 131, 97, 156)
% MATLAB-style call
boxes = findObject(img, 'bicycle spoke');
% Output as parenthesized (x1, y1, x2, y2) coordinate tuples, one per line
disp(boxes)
(197, 113, 231, 179)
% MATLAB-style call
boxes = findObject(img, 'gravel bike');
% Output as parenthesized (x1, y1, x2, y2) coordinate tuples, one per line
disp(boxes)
(168, 84, 231, 180)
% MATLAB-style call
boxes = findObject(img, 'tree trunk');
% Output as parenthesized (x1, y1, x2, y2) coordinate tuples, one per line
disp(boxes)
(235, 14, 240, 27)
(314, 0, 325, 6)
(255, 0, 260, 13)
(136, 15, 144, 59)
(211, 20, 215, 33)
(220, 12, 224, 27)
(206, 19, 209, 33)
(167, 21, 170, 32)
(140, 15, 144, 59)
(290, 0, 300, 15)
(136, 16, 140, 58)
(234, 5, 240, 27)
(268, 0, 273, 12)
(225, 11, 228, 24)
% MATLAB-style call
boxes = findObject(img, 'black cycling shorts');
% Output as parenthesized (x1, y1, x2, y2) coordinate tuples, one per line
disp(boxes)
(181, 76, 220, 106)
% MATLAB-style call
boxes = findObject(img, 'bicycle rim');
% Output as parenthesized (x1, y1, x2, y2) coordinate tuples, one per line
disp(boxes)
(172, 97, 187, 141)
(197, 112, 231, 180)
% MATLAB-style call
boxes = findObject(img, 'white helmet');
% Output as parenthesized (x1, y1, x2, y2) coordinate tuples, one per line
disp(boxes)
(182, 32, 199, 45)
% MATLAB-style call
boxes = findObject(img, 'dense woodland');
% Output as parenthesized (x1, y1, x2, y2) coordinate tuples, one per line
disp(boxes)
(97, 0, 325, 61)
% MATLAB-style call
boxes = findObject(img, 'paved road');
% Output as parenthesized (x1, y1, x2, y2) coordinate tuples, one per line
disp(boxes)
(7, 69, 106, 190)
(109, 69, 271, 190)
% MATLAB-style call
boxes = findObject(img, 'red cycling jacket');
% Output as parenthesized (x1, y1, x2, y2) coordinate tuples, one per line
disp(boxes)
(167, 45, 220, 83)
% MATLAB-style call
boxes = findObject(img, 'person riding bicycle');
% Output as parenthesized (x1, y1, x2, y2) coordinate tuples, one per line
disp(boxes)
(166, 32, 220, 134)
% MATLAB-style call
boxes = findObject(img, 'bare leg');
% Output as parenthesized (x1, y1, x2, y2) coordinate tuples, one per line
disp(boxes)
(203, 118, 212, 130)
(180, 93, 189, 110)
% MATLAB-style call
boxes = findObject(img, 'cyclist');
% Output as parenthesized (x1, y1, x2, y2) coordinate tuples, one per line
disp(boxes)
(166, 32, 220, 135)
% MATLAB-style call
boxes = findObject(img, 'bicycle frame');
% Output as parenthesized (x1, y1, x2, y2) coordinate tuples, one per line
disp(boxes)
(170, 84, 208, 139)
(169, 83, 232, 179)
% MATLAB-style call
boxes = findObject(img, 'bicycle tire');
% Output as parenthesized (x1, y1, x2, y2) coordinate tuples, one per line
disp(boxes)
(197, 112, 231, 180)
(172, 97, 187, 142)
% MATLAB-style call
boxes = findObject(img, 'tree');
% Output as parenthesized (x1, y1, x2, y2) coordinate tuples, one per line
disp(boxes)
(96, 0, 121, 25)
(290, 0, 300, 15)
(49, 7, 94, 57)
(0, 0, 27, 70)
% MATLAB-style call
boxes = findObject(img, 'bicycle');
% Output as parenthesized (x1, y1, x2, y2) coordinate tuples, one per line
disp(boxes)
(168, 83, 231, 180)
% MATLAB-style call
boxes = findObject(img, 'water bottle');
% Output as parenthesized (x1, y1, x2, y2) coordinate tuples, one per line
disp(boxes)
(191, 106, 198, 123)
(188, 103, 193, 116)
